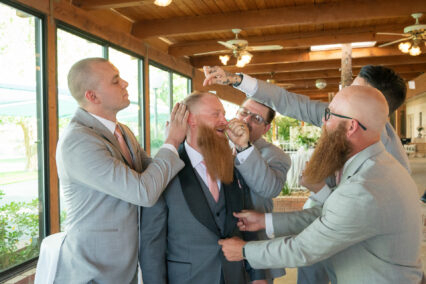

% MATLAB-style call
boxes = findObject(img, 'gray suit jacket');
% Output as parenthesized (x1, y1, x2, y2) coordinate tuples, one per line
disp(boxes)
(139, 144, 265, 284)
(55, 108, 184, 284)
(245, 142, 423, 283)
(235, 137, 291, 279)
(250, 80, 411, 172)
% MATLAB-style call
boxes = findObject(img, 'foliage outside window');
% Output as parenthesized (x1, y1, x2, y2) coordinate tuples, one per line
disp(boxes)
(0, 2, 45, 272)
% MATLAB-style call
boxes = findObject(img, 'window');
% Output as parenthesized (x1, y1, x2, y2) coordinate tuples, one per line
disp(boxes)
(0, 2, 45, 273)
(109, 47, 143, 142)
(149, 64, 191, 155)
(57, 28, 103, 136)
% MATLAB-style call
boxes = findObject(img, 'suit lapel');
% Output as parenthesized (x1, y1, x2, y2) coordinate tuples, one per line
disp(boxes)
(117, 123, 138, 170)
(73, 108, 134, 169)
(178, 144, 221, 236)
(222, 170, 247, 237)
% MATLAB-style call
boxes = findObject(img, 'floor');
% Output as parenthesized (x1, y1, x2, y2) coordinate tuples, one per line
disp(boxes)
(274, 157, 426, 284)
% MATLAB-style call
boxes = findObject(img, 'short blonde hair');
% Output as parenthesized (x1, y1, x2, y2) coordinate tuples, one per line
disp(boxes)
(182, 91, 217, 113)
(67, 57, 108, 106)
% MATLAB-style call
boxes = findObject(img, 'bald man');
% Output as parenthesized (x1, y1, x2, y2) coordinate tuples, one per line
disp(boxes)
(218, 85, 423, 284)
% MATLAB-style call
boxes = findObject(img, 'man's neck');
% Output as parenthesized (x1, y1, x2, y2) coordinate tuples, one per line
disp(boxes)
(83, 106, 117, 122)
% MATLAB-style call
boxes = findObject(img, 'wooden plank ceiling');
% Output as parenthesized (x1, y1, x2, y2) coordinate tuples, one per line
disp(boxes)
(72, 0, 426, 101)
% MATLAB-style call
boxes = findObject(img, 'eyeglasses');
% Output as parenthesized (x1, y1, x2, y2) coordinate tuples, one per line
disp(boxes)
(236, 107, 267, 125)
(324, 107, 367, 131)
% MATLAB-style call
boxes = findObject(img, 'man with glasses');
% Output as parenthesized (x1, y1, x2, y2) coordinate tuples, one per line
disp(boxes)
(203, 64, 411, 284)
(226, 98, 291, 283)
(218, 85, 423, 284)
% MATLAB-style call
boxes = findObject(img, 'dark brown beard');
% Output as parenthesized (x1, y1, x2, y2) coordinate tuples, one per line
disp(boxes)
(303, 122, 352, 185)
(197, 124, 234, 184)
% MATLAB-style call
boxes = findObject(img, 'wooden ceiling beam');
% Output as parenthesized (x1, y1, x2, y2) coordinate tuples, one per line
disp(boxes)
(222, 55, 426, 74)
(169, 24, 406, 57)
(132, 0, 426, 38)
(72, 0, 149, 10)
(191, 47, 403, 68)
(253, 64, 426, 81)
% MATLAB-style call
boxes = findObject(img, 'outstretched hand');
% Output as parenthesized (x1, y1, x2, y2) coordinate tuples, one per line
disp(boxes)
(234, 210, 265, 232)
(203, 66, 242, 87)
(164, 102, 189, 149)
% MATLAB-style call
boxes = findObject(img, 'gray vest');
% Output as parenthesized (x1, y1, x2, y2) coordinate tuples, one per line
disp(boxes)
(194, 171, 227, 235)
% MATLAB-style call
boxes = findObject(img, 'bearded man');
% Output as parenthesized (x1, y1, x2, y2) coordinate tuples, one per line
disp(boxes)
(218, 85, 423, 284)
(139, 91, 266, 284)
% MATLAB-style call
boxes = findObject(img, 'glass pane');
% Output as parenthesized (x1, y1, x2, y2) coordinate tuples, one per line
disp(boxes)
(57, 29, 103, 137)
(220, 99, 239, 121)
(0, 3, 43, 272)
(172, 73, 189, 104)
(149, 65, 170, 155)
(57, 29, 103, 231)
(109, 48, 141, 142)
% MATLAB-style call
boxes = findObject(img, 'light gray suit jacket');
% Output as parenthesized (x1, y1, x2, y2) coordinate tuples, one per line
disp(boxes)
(54, 108, 184, 284)
(139, 144, 265, 284)
(244, 142, 423, 283)
(249, 80, 411, 172)
(235, 137, 291, 280)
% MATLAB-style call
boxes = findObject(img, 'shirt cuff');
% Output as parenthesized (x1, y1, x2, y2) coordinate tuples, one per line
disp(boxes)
(235, 146, 254, 164)
(309, 185, 332, 206)
(234, 73, 258, 96)
(160, 143, 178, 156)
(265, 213, 275, 239)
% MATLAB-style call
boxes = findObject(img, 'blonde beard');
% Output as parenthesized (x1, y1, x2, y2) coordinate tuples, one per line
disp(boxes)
(197, 124, 234, 184)
(303, 122, 352, 185)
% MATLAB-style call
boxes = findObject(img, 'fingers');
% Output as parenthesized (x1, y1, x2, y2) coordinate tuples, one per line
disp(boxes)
(233, 210, 251, 219)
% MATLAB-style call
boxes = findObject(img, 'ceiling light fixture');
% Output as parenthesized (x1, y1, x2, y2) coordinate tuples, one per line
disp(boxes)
(219, 55, 230, 65)
(235, 51, 252, 67)
(154, 0, 172, 7)
(315, 79, 327, 89)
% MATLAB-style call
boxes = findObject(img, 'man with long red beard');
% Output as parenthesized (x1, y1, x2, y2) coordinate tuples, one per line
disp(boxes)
(218, 85, 423, 284)
(139, 91, 266, 284)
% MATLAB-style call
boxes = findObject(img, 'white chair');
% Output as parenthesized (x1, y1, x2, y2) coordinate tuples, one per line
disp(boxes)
(34, 232, 67, 284)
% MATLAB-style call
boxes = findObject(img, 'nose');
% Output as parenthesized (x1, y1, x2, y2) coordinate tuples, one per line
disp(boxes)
(121, 78, 129, 88)
(219, 113, 228, 125)
(242, 116, 250, 123)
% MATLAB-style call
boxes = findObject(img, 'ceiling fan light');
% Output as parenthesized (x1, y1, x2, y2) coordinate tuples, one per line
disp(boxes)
(219, 55, 230, 65)
(398, 42, 412, 53)
(154, 0, 172, 7)
(409, 45, 421, 56)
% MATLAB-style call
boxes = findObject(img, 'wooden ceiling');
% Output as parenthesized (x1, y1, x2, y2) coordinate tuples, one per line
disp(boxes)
(71, 0, 426, 101)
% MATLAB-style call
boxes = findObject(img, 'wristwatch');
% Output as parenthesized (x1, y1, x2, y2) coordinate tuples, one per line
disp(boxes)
(235, 142, 251, 153)
(232, 73, 244, 87)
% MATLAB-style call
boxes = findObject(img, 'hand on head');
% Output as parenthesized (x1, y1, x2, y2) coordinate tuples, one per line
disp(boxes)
(202, 66, 241, 87)
(164, 102, 189, 149)
(233, 210, 265, 232)
(218, 236, 246, 262)
(226, 118, 250, 149)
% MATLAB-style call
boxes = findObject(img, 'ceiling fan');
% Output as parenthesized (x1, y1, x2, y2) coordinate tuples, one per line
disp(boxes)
(216, 29, 283, 67)
(377, 13, 426, 56)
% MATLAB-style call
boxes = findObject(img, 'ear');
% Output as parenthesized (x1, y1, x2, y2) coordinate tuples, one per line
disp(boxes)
(84, 90, 98, 104)
(187, 113, 197, 127)
(263, 123, 272, 135)
(346, 120, 359, 138)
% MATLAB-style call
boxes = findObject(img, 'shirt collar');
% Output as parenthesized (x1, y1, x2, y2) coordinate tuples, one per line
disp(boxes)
(184, 140, 204, 169)
(89, 113, 117, 134)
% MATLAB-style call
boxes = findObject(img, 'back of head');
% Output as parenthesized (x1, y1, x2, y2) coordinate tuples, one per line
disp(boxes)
(67, 57, 108, 106)
(358, 65, 406, 114)
(336, 85, 389, 136)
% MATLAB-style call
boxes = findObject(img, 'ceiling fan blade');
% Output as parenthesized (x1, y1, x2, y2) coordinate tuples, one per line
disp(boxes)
(246, 45, 283, 51)
(218, 41, 236, 50)
(378, 36, 414, 47)
(193, 50, 230, 56)
(376, 32, 410, 37)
